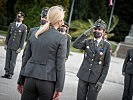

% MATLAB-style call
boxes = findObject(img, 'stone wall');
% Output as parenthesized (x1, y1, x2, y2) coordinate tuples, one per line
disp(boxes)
(114, 42, 133, 58)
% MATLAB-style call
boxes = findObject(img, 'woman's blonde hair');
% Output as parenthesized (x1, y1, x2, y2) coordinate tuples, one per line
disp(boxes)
(35, 5, 65, 38)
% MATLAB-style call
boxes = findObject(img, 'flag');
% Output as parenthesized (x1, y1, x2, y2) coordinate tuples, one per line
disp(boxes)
(109, 0, 113, 6)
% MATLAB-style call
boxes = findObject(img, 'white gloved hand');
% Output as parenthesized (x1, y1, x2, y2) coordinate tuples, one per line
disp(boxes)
(4, 45, 7, 50)
(16, 48, 21, 53)
(95, 81, 102, 92)
(122, 72, 125, 76)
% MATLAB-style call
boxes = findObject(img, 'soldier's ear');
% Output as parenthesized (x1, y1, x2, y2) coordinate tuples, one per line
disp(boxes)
(22, 17, 24, 20)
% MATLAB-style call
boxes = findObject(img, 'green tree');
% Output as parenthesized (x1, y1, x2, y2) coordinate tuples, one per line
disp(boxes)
(14, 0, 70, 30)
(0, 0, 7, 26)
(111, 0, 133, 42)
(73, 0, 108, 21)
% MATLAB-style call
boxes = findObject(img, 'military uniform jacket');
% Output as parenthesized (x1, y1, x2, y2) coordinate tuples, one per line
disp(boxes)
(27, 27, 40, 39)
(5, 22, 27, 50)
(18, 27, 67, 92)
(122, 49, 133, 75)
(73, 34, 111, 83)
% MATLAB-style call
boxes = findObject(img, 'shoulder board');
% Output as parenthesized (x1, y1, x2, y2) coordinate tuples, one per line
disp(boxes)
(67, 34, 72, 38)
(22, 24, 27, 28)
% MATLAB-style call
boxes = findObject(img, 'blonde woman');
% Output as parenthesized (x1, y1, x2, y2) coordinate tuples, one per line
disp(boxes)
(17, 5, 66, 100)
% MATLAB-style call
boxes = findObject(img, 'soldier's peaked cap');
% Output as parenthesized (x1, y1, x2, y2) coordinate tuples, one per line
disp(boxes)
(17, 11, 25, 17)
(93, 19, 106, 30)
(41, 7, 49, 18)
(62, 21, 69, 28)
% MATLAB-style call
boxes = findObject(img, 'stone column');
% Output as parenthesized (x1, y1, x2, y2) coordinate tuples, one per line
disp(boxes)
(114, 24, 133, 58)
(124, 24, 133, 44)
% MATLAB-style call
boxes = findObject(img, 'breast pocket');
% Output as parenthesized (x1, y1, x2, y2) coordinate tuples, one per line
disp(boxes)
(18, 29, 23, 35)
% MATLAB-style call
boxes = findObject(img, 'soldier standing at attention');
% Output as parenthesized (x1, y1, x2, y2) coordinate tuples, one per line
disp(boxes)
(1, 12, 27, 79)
(122, 48, 133, 100)
(73, 19, 111, 100)
(60, 22, 71, 60)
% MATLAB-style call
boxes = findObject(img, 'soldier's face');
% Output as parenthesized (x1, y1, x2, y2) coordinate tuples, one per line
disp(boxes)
(41, 17, 47, 20)
(93, 27, 105, 35)
(40, 17, 47, 25)
(92, 27, 105, 38)
(16, 15, 24, 22)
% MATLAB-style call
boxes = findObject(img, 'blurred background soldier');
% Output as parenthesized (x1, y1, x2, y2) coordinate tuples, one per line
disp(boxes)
(73, 19, 111, 100)
(1, 11, 27, 79)
(122, 48, 133, 100)
(102, 32, 108, 41)
(102, 32, 112, 54)
(60, 21, 71, 60)
(27, 7, 49, 39)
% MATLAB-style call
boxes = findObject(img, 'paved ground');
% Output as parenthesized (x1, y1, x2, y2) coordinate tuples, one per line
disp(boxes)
(0, 46, 126, 100)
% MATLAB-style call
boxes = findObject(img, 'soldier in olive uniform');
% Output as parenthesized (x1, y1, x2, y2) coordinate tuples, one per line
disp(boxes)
(1, 12, 27, 79)
(122, 49, 133, 100)
(60, 22, 71, 60)
(27, 7, 49, 39)
(73, 19, 111, 100)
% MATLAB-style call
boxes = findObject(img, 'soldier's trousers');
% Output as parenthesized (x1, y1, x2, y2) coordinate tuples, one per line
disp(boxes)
(122, 74, 133, 100)
(4, 49, 18, 75)
(77, 79, 99, 100)
(21, 77, 55, 100)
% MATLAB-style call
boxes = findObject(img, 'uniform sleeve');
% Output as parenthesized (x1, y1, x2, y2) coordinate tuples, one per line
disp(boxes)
(55, 36, 67, 92)
(17, 39, 31, 85)
(66, 35, 71, 59)
(19, 24, 27, 49)
(122, 50, 130, 73)
(98, 43, 111, 83)
(5, 24, 11, 45)
(28, 28, 34, 39)
(72, 34, 88, 50)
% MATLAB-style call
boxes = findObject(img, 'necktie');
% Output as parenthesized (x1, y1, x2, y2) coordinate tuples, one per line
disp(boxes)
(94, 40, 98, 47)
(94, 40, 98, 52)
(16, 24, 19, 27)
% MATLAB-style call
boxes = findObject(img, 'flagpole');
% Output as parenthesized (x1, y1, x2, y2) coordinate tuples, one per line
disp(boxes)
(107, 0, 116, 33)
(68, 0, 75, 26)
(67, 0, 75, 33)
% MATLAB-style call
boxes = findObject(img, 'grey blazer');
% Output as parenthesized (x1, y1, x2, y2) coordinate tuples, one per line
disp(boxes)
(5, 22, 27, 50)
(18, 27, 67, 92)
(73, 34, 111, 83)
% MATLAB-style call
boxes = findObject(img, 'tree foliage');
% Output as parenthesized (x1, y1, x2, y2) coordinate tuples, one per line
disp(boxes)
(14, 0, 70, 30)
(73, 0, 108, 21)
(0, 0, 133, 42)
(0, 0, 7, 26)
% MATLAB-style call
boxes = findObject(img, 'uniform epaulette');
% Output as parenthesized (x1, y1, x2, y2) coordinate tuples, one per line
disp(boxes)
(104, 40, 111, 45)
(22, 24, 27, 28)
(67, 34, 72, 38)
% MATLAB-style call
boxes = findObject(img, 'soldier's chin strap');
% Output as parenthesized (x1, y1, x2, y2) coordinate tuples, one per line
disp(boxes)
(83, 26, 95, 36)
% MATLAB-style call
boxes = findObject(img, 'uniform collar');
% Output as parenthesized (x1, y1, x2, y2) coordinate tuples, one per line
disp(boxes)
(94, 37, 102, 46)
(16, 22, 22, 27)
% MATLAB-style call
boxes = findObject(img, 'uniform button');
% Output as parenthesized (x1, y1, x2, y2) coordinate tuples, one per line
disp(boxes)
(13, 39, 14, 41)
(90, 64, 92, 66)
(89, 69, 91, 71)
(92, 59, 94, 61)
(93, 54, 95, 56)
